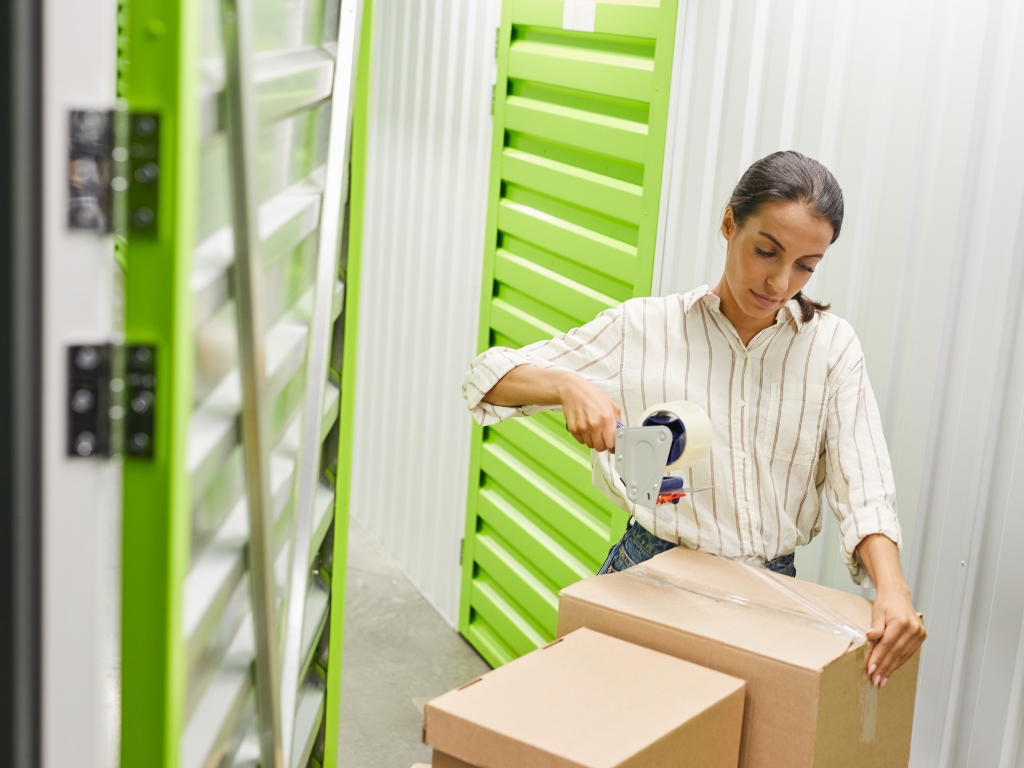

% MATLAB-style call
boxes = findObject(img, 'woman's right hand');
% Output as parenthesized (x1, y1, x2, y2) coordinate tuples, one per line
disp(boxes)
(558, 373, 621, 453)
(483, 365, 621, 452)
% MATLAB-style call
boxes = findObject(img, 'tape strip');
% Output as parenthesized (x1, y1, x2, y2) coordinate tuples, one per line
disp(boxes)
(859, 679, 878, 742)
(627, 558, 867, 646)
(562, 0, 597, 32)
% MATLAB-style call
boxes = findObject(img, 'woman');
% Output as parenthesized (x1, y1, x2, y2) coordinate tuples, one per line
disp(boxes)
(462, 151, 925, 686)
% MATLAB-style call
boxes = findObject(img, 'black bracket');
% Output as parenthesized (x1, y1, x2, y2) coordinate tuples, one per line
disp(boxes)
(67, 344, 115, 457)
(68, 110, 116, 231)
(124, 345, 156, 458)
(67, 343, 156, 459)
(127, 113, 160, 236)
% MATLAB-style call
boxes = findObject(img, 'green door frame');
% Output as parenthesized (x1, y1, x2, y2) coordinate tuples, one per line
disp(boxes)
(120, 0, 374, 765)
(322, 0, 375, 765)
(120, 0, 200, 764)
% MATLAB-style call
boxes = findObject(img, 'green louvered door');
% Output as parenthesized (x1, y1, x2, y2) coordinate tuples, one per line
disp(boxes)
(119, 0, 362, 766)
(459, 0, 679, 667)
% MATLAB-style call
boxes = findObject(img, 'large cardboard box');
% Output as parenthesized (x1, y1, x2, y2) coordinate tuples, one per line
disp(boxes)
(423, 627, 746, 768)
(558, 548, 920, 768)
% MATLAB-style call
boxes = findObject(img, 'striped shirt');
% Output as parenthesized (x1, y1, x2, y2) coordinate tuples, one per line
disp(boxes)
(462, 285, 901, 585)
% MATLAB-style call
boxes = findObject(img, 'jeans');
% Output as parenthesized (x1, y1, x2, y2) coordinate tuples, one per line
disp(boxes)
(598, 520, 797, 577)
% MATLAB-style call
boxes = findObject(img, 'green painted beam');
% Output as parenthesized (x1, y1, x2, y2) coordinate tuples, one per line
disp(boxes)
(498, 200, 638, 282)
(494, 250, 618, 325)
(322, 0, 374, 765)
(501, 148, 644, 224)
(476, 489, 594, 587)
(120, 0, 200, 765)
(504, 96, 649, 163)
(508, 39, 654, 101)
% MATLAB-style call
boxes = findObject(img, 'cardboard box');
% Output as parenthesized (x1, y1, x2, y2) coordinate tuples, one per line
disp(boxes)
(557, 549, 920, 768)
(423, 627, 746, 768)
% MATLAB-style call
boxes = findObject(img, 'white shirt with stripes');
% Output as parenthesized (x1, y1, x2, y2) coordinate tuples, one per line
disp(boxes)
(462, 285, 902, 585)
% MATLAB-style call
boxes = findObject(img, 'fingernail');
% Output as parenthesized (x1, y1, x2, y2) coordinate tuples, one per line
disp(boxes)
(874, 675, 881, 686)
(868, 664, 877, 676)
(881, 677, 889, 688)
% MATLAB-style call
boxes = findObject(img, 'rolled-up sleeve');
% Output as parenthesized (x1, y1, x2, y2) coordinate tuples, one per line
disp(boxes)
(823, 356, 903, 586)
(462, 304, 626, 427)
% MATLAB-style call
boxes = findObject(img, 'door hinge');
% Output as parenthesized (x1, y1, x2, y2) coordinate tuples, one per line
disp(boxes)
(124, 344, 157, 458)
(67, 343, 156, 459)
(127, 112, 160, 236)
(459, 537, 465, 566)
(68, 110, 117, 232)
(68, 344, 116, 457)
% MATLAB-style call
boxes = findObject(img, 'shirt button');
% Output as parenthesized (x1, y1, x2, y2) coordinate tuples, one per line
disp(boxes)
(738, 451, 747, 459)
(738, 399, 745, 407)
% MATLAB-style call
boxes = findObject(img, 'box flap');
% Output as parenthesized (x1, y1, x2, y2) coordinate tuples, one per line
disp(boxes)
(423, 627, 745, 768)
(561, 549, 870, 671)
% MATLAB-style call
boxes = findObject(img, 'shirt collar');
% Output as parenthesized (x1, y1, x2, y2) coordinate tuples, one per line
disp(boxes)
(680, 285, 807, 331)
(681, 284, 714, 314)
(781, 298, 806, 330)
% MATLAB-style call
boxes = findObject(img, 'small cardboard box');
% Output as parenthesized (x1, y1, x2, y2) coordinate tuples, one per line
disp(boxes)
(558, 548, 920, 768)
(423, 627, 746, 768)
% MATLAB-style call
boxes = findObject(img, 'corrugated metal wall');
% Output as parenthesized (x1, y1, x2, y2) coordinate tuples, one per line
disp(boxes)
(350, 0, 499, 626)
(654, 0, 1024, 764)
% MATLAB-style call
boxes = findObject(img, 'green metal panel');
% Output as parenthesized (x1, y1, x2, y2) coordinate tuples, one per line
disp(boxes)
(121, 0, 359, 764)
(322, 2, 373, 765)
(121, 0, 200, 764)
(460, 0, 679, 668)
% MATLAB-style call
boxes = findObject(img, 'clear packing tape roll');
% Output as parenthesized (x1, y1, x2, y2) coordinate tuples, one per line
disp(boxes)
(627, 555, 868, 646)
(641, 400, 713, 470)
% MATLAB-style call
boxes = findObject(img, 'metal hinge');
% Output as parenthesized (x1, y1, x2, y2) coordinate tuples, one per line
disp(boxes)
(68, 110, 119, 231)
(67, 344, 117, 456)
(124, 344, 157, 458)
(67, 343, 156, 459)
(459, 538, 465, 566)
(127, 112, 161, 236)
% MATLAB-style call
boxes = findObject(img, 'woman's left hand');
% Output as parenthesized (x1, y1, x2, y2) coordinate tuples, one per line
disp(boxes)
(865, 585, 927, 687)
(855, 533, 927, 687)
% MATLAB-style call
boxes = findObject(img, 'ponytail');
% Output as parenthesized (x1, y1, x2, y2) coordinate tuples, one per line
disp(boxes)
(792, 291, 831, 323)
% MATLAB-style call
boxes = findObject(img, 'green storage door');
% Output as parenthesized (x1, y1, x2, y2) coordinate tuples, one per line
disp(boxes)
(459, 0, 680, 667)
(120, 0, 363, 766)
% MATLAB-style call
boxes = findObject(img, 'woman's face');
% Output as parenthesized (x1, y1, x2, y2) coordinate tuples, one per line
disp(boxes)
(720, 200, 834, 321)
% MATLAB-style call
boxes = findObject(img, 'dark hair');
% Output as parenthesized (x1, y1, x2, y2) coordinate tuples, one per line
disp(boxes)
(727, 150, 843, 322)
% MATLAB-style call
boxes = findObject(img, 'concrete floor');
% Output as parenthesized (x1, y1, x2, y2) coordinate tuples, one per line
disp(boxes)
(338, 517, 490, 767)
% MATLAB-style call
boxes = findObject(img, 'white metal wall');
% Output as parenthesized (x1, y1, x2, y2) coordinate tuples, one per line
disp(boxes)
(654, 0, 1024, 764)
(350, 0, 499, 626)
(41, 1, 122, 766)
